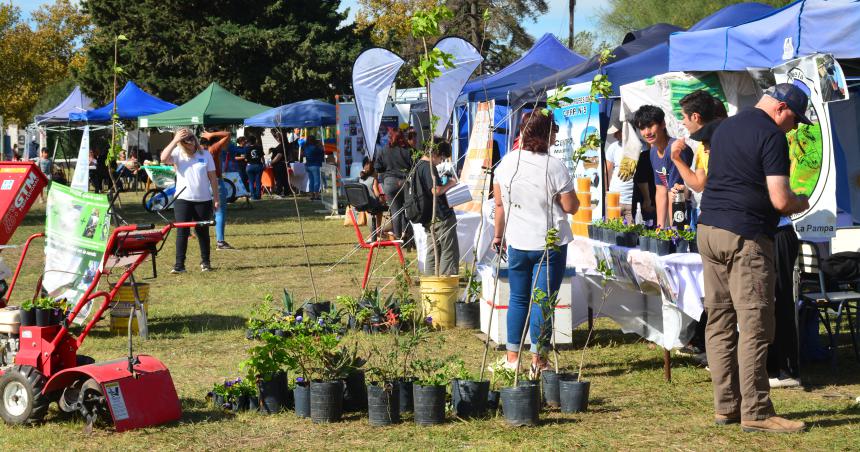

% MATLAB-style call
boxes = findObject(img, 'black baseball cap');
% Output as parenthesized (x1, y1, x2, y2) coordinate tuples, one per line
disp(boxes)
(768, 83, 812, 125)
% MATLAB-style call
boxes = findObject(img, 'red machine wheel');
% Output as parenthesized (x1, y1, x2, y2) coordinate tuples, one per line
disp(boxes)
(0, 365, 50, 424)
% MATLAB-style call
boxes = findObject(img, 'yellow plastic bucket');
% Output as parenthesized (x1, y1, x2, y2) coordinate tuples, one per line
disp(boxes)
(114, 282, 150, 303)
(419, 276, 460, 329)
(110, 315, 139, 335)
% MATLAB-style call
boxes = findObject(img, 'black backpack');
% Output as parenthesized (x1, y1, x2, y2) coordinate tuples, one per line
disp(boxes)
(404, 163, 432, 225)
(821, 251, 860, 282)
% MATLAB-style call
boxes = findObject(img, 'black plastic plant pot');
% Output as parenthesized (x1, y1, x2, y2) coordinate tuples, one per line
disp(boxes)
(367, 382, 401, 426)
(639, 236, 651, 253)
(559, 375, 590, 413)
(210, 393, 226, 410)
(622, 232, 639, 248)
(294, 382, 311, 418)
(247, 395, 260, 412)
(654, 239, 675, 256)
(233, 395, 249, 412)
(451, 379, 489, 418)
(587, 224, 595, 239)
(500, 383, 540, 426)
(397, 378, 415, 413)
(413, 384, 446, 425)
(688, 239, 699, 253)
(648, 237, 659, 254)
(310, 380, 344, 423)
(676, 239, 690, 253)
(34, 308, 52, 327)
(19, 308, 35, 327)
(343, 370, 368, 412)
(51, 308, 63, 325)
(258, 372, 289, 415)
(455, 301, 480, 329)
(303, 301, 332, 321)
(541, 370, 560, 408)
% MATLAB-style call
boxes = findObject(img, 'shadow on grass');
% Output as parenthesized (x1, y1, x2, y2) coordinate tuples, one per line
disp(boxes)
(567, 328, 645, 348)
(179, 397, 234, 424)
(783, 405, 860, 428)
(586, 358, 674, 378)
(240, 242, 354, 250)
(229, 261, 343, 271)
(85, 314, 247, 339)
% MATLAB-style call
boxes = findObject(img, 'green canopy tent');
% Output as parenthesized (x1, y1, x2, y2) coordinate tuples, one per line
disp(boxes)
(138, 82, 271, 127)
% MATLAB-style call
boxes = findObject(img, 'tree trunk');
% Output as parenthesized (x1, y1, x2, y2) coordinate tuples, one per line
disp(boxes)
(568, 0, 576, 50)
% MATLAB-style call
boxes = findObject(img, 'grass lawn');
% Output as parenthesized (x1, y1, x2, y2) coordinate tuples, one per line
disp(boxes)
(1, 192, 858, 450)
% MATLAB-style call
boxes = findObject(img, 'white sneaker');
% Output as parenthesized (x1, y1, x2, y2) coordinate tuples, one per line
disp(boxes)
(487, 356, 519, 373)
(769, 376, 801, 388)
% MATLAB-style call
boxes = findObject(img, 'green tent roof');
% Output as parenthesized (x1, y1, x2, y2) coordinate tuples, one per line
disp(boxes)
(138, 82, 271, 127)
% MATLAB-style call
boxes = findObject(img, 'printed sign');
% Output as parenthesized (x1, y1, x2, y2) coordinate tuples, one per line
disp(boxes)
(103, 382, 130, 421)
(455, 100, 494, 213)
(549, 82, 603, 214)
(43, 184, 110, 323)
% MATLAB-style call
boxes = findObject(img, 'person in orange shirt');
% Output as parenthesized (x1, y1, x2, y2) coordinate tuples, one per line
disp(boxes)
(201, 128, 235, 250)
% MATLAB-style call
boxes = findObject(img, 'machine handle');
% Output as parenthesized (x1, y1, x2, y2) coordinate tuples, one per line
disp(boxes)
(171, 220, 215, 229)
(133, 223, 155, 231)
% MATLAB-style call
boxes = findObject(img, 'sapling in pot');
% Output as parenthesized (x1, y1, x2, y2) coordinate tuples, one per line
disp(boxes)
(411, 357, 451, 426)
(455, 267, 481, 329)
(449, 359, 489, 418)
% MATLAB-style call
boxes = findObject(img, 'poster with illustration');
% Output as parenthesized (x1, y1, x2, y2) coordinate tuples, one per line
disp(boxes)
(455, 101, 494, 213)
(43, 184, 110, 323)
(772, 54, 845, 239)
(548, 82, 603, 214)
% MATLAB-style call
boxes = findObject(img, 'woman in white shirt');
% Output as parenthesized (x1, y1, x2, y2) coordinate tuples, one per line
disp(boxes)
(492, 112, 579, 376)
(160, 128, 219, 273)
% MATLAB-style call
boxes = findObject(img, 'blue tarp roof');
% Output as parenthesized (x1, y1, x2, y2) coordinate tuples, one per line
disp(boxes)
(670, 0, 860, 72)
(244, 99, 336, 128)
(509, 23, 682, 106)
(34, 85, 94, 124)
(68, 81, 176, 122)
(604, 2, 776, 94)
(459, 34, 584, 103)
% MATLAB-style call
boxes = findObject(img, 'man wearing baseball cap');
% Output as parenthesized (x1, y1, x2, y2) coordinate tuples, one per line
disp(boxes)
(696, 83, 810, 433)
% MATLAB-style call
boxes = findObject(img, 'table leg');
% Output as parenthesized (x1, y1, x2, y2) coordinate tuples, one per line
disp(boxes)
(663, 348, 672, 382)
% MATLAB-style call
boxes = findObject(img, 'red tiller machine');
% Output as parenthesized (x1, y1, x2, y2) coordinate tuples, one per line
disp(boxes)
(0, 162, 214, 431)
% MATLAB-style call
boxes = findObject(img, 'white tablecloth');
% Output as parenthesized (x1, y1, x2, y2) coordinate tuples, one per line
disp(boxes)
(412, 207, 494, 273)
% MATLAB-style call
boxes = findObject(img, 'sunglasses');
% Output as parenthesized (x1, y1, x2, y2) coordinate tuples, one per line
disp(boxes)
(181, 137, 196, 144)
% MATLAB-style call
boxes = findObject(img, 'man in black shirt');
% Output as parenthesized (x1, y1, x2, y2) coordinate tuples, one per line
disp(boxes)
(415, 140, 458, 276)
(698, 83, 810, 434)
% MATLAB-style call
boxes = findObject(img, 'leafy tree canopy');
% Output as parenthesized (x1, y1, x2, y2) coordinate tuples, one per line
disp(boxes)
(79, 0, 369, 108)
(598, 0, 793, 42)
(0, 0, 90, 124)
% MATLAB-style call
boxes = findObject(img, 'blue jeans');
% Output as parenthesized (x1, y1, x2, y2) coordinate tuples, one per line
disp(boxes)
(506, 244, 569, 354)
(215, 179, 228, 242)
(246, 163, 263, 200)
(307, 164, 321, 193)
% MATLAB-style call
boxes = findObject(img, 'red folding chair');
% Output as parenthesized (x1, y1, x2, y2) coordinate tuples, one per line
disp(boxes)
(347, 207, 405, 289)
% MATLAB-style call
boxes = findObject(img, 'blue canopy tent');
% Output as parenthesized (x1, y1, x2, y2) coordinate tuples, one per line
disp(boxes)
(669, 0, 860, 72)
(34, 85, 94, 125)
(456, 34, 584, 158)
(68, 81, 176, 122)
(244, 99, 336, 128)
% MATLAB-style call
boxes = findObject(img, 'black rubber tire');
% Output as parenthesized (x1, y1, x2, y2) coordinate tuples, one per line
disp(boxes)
(0, 365, 50, 424)
(142, 188, 169, 213)
(223, 178, 237, 203)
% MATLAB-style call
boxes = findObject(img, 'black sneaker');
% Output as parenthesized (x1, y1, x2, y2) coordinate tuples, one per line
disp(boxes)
(216, 241, 235, 250)
(200, 263, 212, 272)
(171, 266, 186, 274)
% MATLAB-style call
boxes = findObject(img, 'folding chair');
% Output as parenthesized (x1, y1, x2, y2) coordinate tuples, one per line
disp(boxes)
(343, 183, 405, 289)
(798, 240, 860, 364)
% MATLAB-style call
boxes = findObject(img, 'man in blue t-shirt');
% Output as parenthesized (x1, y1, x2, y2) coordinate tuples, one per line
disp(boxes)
(633, 105, 693, 227)
(697, 83, 810, 434)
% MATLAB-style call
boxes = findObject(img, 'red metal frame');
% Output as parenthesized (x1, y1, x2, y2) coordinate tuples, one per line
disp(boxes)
(348, 208, 405, 289)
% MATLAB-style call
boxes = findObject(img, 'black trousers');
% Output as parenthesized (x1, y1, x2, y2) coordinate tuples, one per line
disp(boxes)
(174, 199, 213, 268)
(767, 224, 800, 378)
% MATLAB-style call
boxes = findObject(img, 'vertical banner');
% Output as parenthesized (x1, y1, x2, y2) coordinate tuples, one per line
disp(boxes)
(455, 101, 493, 213)
(71, 125, 90, 192)
(773, 54, 844, 239)
(428, 37, 483, 136)
(43, 184, 110, 323)
(352, 48, 404, 160)
(549, 82, 603, 214)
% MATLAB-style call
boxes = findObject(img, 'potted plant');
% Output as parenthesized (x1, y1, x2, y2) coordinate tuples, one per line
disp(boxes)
(240, 309, 296, 415)
(411, 357, 450, 426)
(653, 228, 676, 256)
(676, 227, 697, 253)
(233, 377, 259, 412)
(302, 297, 332, 322)
(449, 359, 489, 418)
(365, 336, 406, 426)
(487, 360, 515, 413)
(34, 297, 55, 327)
(455, 267, 481, 329)
(336, 295, 360, 330)
(533, 288, 561, 409)
(639, 228, 655, 253)
(618, 222, 641, 248)
(19, 299, 36, 327)
(357, 288, 396, 334)
(207, 378, 236, 411)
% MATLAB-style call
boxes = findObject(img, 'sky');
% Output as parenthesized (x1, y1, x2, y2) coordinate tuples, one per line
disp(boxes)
(11, 0, 606, 45)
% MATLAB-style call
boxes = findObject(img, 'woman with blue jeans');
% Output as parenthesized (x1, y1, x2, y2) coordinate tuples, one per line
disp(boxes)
(244, 136, 264, 200)
(492, 111, 579, 376)
(303, 136, 325, 200)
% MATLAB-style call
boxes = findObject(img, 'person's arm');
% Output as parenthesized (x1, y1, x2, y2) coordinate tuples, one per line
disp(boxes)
(605, 161, 615, 191)
(271, 148, 284, 164)
(202, 131, 230, 152)
(670, 138, 705, 192)
(558, 190, 579, 215)
(208, 169, 220, 210)
(433, 178, 457, 195)
(160, 130, 187, 164)
(766, 175, 809, 215)
(492, 183, 505, 250)
(654, 184, 669, 228)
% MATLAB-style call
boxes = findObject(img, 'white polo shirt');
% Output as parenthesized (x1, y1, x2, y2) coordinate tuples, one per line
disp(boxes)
(171, 148, 215, 202)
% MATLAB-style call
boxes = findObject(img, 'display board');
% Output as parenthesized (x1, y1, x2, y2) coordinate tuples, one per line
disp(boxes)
(455, 100, 494, 213)
(548, 82, 603, 214)
(336, 101, 404, 179)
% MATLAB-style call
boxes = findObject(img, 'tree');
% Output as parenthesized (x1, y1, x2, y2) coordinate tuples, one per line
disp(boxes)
(0, 1, 90, 124)
(564, 30, 610, 59)
(78, 0, 369, 107)
(356, 0, 549, 83)
(599, 0, 793, 41)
